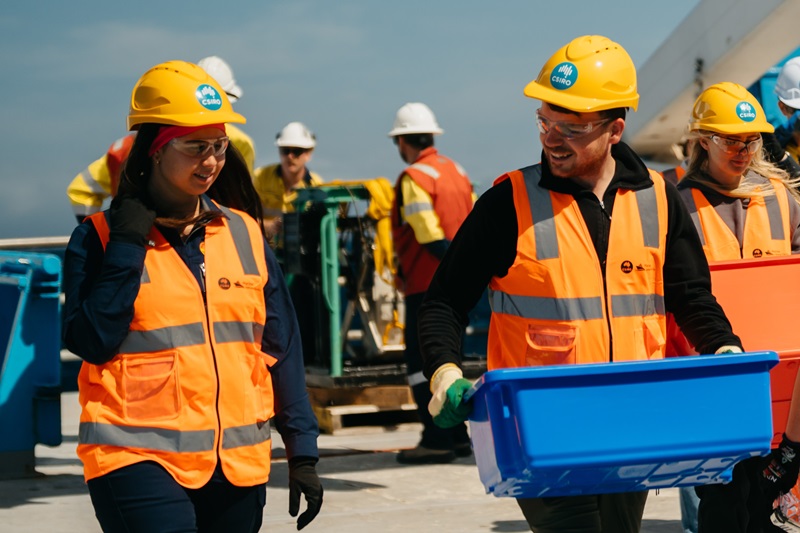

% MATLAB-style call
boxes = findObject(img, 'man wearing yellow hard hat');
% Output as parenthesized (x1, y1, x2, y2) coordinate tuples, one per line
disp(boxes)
(417, 35, 741, 531)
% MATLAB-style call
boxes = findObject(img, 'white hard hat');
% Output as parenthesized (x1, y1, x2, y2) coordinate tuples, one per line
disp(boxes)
(775, 57, 800, 109)
(388, 102, 444, 137)
(197, 56, 243, 102)
(275, 122, 316, 149)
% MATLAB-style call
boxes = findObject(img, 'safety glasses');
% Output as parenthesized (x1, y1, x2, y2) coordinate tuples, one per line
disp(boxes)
(280, 147, 309, 157)
(169, 136, 229, 159)
(709, 135, 762, 155)
(536, 110, 611, 140)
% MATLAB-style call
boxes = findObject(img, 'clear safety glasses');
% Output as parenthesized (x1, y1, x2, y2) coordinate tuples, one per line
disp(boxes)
(169, 136, 229, 159)
(536, 110, 611, 140)
(709, 135, 763, 155)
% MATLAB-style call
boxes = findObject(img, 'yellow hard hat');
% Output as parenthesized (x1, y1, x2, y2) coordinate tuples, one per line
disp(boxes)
(127, 60, 246, 130)
(690, 82, 774, 134)
(523, 35, 639, 112)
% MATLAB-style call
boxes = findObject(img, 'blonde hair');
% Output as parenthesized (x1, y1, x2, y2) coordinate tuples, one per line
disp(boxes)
(683, 130, 800, 202)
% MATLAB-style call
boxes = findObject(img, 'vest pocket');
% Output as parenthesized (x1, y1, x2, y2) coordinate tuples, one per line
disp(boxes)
(122, 354, 180, 421)
(525, 324, 578, 366)
(634, 317, 666, 360)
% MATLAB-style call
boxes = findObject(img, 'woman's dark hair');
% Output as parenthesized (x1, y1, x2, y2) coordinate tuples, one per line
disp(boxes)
(118, 123, 264, 233)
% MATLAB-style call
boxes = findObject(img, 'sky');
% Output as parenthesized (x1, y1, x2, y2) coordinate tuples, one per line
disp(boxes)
(0, 0, 705, 239)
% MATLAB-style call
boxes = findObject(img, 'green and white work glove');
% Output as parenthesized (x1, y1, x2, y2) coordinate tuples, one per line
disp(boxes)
(428, 363, 473, 428)
(715, 345, 744, 355)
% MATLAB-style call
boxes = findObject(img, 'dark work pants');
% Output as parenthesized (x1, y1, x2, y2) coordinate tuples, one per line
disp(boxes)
(87, 461, 266, 533)
(404, 292, 469, 449)
(516, 491, 649, 533)
(696, 456, 783, 533)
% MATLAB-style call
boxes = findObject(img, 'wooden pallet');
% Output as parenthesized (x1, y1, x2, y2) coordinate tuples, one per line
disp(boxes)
(308, 385, 421, 435)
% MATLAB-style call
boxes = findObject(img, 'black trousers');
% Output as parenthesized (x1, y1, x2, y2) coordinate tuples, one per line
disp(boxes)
(87, 461, 266, 533)
(516, 490, 648, 533)
(696, 456, 784, 533)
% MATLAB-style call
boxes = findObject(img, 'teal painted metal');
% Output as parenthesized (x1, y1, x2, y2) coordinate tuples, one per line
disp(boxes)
(0, 251, 62, 478)
(294, 185, 372, 377)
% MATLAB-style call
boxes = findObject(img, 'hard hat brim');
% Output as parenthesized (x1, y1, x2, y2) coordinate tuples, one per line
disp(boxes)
(128, 109, 246, 131)
(523, 80, 639, 113)
(690, 121, 775, 135)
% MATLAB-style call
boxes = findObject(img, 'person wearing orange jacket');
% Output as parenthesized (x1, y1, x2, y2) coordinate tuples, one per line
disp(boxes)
(673, 82, 800, 533)
(66, 56, 256, 224)
(388, 102, 475, 465)
(62, 61, 322, 532)
(417, 35, 742, 532)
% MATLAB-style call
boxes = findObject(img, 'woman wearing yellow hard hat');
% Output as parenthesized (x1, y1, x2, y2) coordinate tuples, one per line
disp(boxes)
(62, 60, 322, 532)
(675, 82, 800, 532)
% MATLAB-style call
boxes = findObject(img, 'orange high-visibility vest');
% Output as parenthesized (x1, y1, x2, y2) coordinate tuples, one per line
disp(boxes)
(487, 165, 669, 370)
(391, 147, 473, 295)
(78, 202, 276, 488)
(679, 179, 792, 260)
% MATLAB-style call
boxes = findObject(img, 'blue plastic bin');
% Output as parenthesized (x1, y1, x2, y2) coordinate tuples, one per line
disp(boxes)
(466, 352, 778, 498)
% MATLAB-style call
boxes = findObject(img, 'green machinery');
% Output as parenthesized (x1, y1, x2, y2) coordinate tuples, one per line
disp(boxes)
(280, 183, 488, 388)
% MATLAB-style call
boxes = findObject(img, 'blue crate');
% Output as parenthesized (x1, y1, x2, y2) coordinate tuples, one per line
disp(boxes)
(465, 351, 778, 498)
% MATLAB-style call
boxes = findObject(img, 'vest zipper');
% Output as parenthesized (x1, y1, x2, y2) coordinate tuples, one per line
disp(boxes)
(598, 199, 614, 361)
(200, 260, 223, 468)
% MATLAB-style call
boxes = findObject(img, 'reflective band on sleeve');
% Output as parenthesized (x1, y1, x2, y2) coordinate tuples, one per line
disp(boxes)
(82, 168, 108, 194)
(223, 421, 272, 449)
(403, 201, 434, 216)
(407, 371, 428, 387)
(521, 166, 559, 260)
(218, 206, 260, 276)
(489, 289, 604, 321)
(118, 322, 206, 353)
(635, 187, 660, 248)
(214, 321, 257, 344)
(79, 422, 215, 452)
(765, 194, 786, 241)
(611, 293, 665, 317)
(409, 163, 440, 179)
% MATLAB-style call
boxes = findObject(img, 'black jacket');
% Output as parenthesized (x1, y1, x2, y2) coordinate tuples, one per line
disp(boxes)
(419, 142, 742, 378)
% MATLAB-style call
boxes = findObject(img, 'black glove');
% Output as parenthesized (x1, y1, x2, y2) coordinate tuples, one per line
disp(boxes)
(762, 132, 787, 164)
(761, 434, 800, 502)
(108, 195, 156, 246)
(288, 456, 323, 530)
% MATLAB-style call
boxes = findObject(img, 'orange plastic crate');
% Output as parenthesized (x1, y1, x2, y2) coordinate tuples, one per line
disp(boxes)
(708, 256, 800, 447)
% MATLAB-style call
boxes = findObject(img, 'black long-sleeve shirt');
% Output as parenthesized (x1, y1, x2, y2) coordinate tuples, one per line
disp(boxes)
(419, 142, 742, 379)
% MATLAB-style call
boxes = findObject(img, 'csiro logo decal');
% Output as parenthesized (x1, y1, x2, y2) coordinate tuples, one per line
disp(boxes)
(196, 84, 222, 111)
(551, 62, 578, 90)
(736, 101, 756, 122)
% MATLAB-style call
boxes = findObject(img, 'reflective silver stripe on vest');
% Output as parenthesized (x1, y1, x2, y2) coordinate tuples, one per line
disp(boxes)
(679, 187, 705, 245)
(404, 201, 434, 216)
(635, 186, 660, 248)
(79, 421, 215, 452)
(253, 323, 264, 346)
(764, 193, 786, 241)
(214, 321, 257, 344)
(218, 205, 260, 276)
(222, 421, 272, 449)
(409, 163, 440, 179)
(611, 294, 665, 317)
(521, 166, 559, 260)
(118, 322, 206, 354)
(141, 265, 150, 284)
(489, 289, 604, 321)
(82, 167, 107, 194)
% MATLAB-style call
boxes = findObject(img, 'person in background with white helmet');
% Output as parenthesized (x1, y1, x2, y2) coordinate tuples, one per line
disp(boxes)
(252, 121, 323, 242)
(417, 35, 742, 532)
(62, 60, 322, 532)
(388, 102, 474, 465)
(675, 82, 800, 533)
(772, 57, 800, 167)
(66, 55, 257, 224)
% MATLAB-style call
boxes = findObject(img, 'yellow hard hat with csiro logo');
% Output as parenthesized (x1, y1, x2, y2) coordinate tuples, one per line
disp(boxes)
(523, 35, 639, 112)
(127, 60, 246, 130)
(690, 82, 774, 135)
